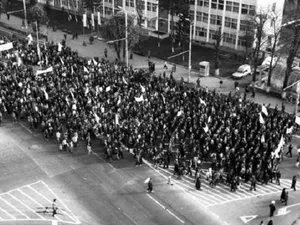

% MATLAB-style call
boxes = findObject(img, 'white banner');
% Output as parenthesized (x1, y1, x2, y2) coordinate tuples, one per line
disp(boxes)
(97, 11, 101, 25)
(91, 13, 95, 29)
(83, 13, 87, 27)
(36, 66, 53, 76)
(0, 42, 13, 51)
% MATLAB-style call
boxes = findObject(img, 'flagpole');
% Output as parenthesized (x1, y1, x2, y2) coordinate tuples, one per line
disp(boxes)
(35, 21, 41, 62)
(23, 0, 28, 29)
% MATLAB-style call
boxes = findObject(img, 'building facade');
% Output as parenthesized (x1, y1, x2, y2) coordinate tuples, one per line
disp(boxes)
(35, 0, 285, 52)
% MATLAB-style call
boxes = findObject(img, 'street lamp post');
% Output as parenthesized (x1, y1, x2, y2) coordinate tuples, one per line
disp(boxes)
(22, 0, 27, 29)
(185, 18, 193, 83)
(118, 6, 129, 67)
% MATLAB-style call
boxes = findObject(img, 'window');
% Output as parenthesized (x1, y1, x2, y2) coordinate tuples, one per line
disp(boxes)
(189, 10, 195, 20)
(61, 0, 68, 7)
(203, 13, 209, 23)
(224, 32, 236, 44)
(147, 2, 151, 11)
(209, 29, 217, 39)
(125, 0, 129, 6)
(225, 17, 237, 29)
(196, 11, 202, 21)
(249, 5, 255, 15)
(211, 0, 217, 9)
(218, 0, 224, 10)
(105, 7, 112, 15)
(233, 2, 239, 13)
(240, 20, 248, 31)
(241, 4, 248, 14)
(130, 0, 134, 7)
(204, 0, 209, 7)
(238, 36, 247, 46)
(197, 0, 203, 6)
(196, 27, 207, 37)
(138, 1, 145, 10)
(217, 15, 222, 25)
(226, 1, 232, 11)
(148, 19, 156, 29)
(210, 14, 216, 24)
(152, 3, 157, 12)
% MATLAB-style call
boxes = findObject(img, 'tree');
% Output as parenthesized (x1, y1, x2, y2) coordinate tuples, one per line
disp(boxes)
(102, 12, 139, 61)
(175, 7, 190, 61)
(266, 13, 282, 92)
(83, 0, 94, 12)
(251, 11, 268, 83)
(213, 27, 223, 76)
(282, 0, 300, 98)
(28, 3, 48, 30)
(159, 0, 188, 52)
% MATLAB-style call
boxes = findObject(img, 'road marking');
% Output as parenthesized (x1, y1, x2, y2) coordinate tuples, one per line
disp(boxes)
(19, 122, 34, 135)
(41, 181, 81, 224)
(146, 194, 185, 224)
(240, 215, 257, 223)
(7, 193, 44, 220)
(0, 196, 30, 219)
(276, 202, 300, 216)
(52, 220, 58, 225)
(0, 206, 15, 219)
(117, 208, 139, 225)
(90, 150, 116, 171)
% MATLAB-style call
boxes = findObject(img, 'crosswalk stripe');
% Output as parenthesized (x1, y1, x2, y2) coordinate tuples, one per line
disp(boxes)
(0, 196, 29, 219)
(17, 189, 45, 209)
(7, 193, 44, 220)
(0, 206, 15, 220)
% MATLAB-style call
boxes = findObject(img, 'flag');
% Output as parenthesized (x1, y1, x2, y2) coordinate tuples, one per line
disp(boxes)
(27, 34, 33, 45)
(17, 53, 22, 66)
(44, 41, 47, 50)
(88, 59, 92, 65)
(115, 114, 119, 125)
(36, 66, 53, 76)
(0, 42, 13, 51)
(37, 44, 42, 60)
(208, 115, 212, 123)
(117, 96, 121, 105)
(161, 94, 165, 104)
(106, 86, 111, 92)
(261, 135, 265, 143)
(85, 87, 89, 95)
(83, 66, 89, 73)
(140, 84, 146, 93)
(177, 110, 183, 117)
(97, 11, 101, 25)
(259, 113, 265, 124)
(122, 77, 128, 85)
(91, 13, 95, 29)
(83, 13, 87, 27)
(58, 42, 63, 52)
(94, 112, 100, 123)
(286, 126, 294, 134)
(68, 13, 72, 21)
(296, 116, 300, 125)
(199, 97, 206, 106)
(92, 58, 97, 65)
(275, 135, 285, 155)
(135, 95, 144, 102)
(203, 124, 209, 133)
(43, 89, 49, 100)
(261, 104, 268, 116)
(71, 66, 74, 75)
(70, 90, 75, 99)
(59, 56, 64, 65)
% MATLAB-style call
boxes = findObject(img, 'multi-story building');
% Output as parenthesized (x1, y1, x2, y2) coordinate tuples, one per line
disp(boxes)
(34, 0, 286, 52)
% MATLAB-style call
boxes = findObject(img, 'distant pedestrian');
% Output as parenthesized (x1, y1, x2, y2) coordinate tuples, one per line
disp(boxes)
(104, 48, 108, 58)
(234, 81, 239, 90)
(195, 176, 201, 190)
(87, 143, 92, 155)
(269, 201, 276, 217)
(167, 176, 173, 185)
(296, 157, 300, 168)
(64, 34, 67, 40)
(250, 176, 257, 191)
(148, 50, 151, 59)
(259, 221, 264, 225)
(6, 13, 10, 20)
(291, 175, 297, 191)
(280, 188, 286, 203)
(286, 144, 293, 157)
(251, 86, 256, 98)
(52, 199, 58, 217)
(284, 191, 289, 206)
(147, 178, 153, 193)
(267, 220, 273, 225)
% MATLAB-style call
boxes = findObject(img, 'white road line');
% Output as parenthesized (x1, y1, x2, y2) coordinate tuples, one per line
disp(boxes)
(0, 206, 15, 219)
(0, 181, 43, 197)
(41, 181, 81, 224)
(19, 122, 34, 135)
(26, 186, 64, 223)
(117, 208, 139, 225)
(91, 150, 116, 171)
(7, 193, 45, 220)
(0, 196, 30, 219)
(146, 194, 185, 224)
(9, 137, 53, 177)
(17, 189, 45, 208)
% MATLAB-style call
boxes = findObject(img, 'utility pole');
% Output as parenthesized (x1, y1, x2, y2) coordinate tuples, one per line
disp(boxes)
(23, 0, 27, 29)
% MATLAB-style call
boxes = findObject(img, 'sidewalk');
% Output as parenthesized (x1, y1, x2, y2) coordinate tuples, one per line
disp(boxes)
(1, 15, 298, 114)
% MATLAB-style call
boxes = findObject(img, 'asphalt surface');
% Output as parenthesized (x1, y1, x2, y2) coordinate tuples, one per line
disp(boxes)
(0, 120, 227, 225)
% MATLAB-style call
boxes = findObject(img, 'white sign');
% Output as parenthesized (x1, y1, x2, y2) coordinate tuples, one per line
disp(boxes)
(240, 215, 257, 223)
(0, 42, 13, 51)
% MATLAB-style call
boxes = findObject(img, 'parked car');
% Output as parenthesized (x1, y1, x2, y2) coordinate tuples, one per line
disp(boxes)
(232, 64, 252, 78)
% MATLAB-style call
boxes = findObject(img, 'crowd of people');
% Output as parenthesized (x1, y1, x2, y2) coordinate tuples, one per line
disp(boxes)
(0, 35, 297, 190)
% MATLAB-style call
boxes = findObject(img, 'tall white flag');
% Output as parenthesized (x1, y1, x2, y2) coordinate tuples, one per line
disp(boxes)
(135, 95, 144, 102)
(91, 13, 95, 30)
(97, 11, 101, 25)
(27, 34, 33, 45)
(58, 42, 63, 52)
(115, 114, 119, 125)
(140, 84, 146, 93)
(259, 113, 265, 124)
(296, 116, 300, 125)
(83, 13, 87, 27)
(261, 104, 268, 116)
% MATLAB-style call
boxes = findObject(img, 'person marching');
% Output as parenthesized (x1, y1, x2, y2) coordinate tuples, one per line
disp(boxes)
(269, 201, 276, 217)
(291, 175, 297, 191)
(147, 178, 153, 193)
(52, 198, 58, 217)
